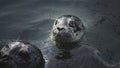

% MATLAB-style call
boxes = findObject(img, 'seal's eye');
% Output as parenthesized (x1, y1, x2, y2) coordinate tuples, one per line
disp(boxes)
(69, 21, 76, 28)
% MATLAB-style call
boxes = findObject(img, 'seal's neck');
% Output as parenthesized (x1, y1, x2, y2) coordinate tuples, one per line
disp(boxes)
(55, 41, 81, 50)
(53, 41, 81, 60)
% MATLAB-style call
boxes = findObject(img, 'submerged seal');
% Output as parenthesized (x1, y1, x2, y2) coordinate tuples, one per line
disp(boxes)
(44, 15, 120, 68)
(0, 40, 45, 68)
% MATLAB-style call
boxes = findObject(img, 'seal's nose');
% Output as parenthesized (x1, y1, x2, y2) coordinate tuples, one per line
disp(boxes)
(57, 27, 64, 31)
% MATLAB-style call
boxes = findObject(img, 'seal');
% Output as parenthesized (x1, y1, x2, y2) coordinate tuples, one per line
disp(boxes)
(51, 15, 85, 44)
(0, 40, 45, 68)
(44, 15, 120, 68)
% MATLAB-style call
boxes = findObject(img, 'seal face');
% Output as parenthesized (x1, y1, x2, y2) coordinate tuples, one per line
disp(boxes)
(0, 40, 45, 68)
(51, 15, 85, 43)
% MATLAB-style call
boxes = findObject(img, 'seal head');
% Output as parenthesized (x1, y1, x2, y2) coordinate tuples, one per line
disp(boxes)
(0, 40, 45, 68)
(51, 15, 85, 44)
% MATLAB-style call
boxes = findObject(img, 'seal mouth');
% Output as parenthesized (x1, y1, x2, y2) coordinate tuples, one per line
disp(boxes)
(53, 32, 71, 39)
(0, 53, 12, 63)
(52, 31, 72, 43)
(0, 55, 11, 68)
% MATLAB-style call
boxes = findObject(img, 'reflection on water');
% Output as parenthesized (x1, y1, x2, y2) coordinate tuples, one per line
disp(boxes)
(0, 0, 120, 65)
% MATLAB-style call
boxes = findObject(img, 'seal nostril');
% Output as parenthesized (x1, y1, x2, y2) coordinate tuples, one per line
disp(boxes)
(57, 27, 64, 31)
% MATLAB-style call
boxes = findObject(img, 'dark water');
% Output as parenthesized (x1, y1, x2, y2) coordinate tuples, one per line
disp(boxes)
(0, 0, 120, 63)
